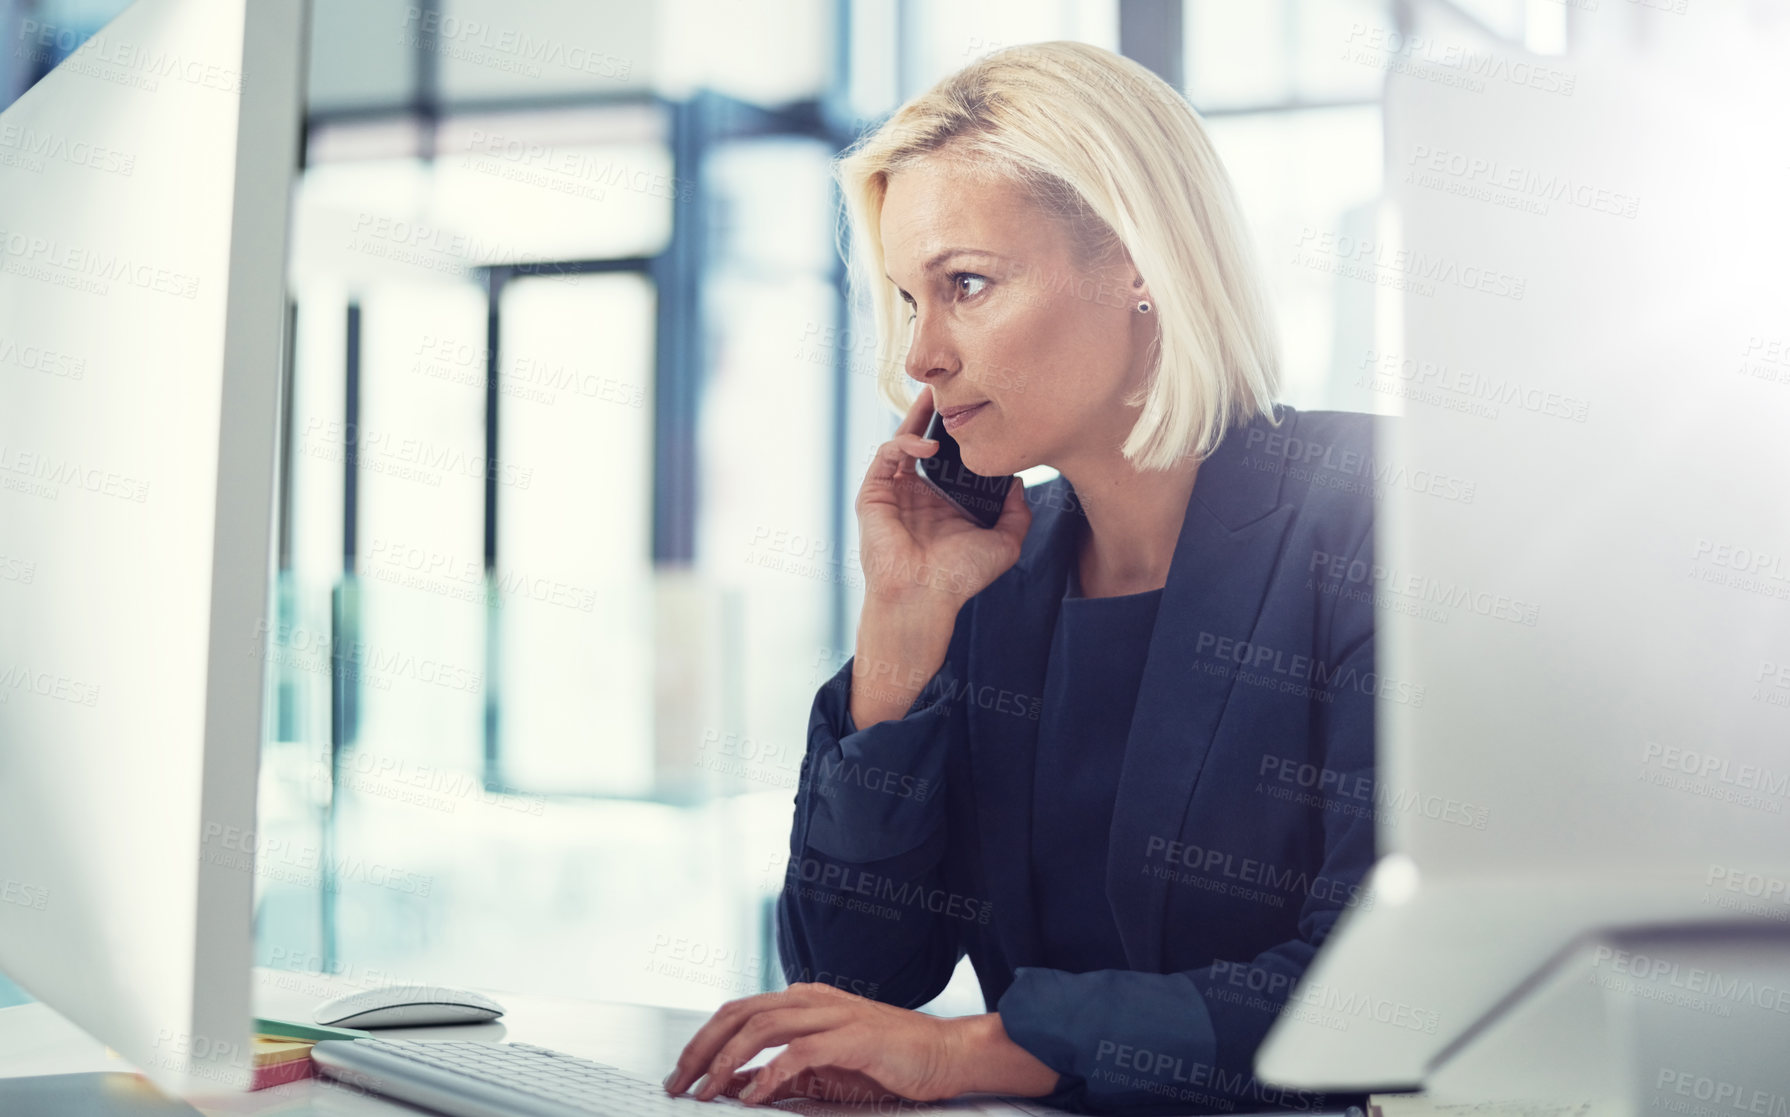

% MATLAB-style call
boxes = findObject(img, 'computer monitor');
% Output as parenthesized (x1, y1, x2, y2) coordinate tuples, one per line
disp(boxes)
(0, 0, 307, 1099)
(1257, 23, 1790, 1108)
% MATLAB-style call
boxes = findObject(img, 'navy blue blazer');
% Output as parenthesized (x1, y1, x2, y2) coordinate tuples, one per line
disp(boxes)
(776, 404, 1380, 1115)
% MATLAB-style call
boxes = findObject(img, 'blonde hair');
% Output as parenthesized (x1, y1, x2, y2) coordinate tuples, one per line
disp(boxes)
(833, 40, 1282, 470)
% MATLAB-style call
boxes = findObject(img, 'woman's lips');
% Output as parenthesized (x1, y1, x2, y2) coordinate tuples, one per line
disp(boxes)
(941, 402, 988, 433)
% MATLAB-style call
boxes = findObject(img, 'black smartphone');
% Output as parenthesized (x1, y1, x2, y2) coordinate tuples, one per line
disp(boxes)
(915, 409, 1016, 529)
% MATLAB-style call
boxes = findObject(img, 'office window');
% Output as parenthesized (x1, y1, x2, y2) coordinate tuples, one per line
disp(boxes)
(695, 138, 839, 804)
(434, 0, 653, 103)
(652, 0, 833, 105)
(431, 130, 675, 263)
(1186, 0, 1390, 109)
(903, 0, 1118, 98)
(495, 273, 658, 795)
(255, 282, 349, 970)
(1204, 106, 1385, 409)
(306, 0, 417, 113)
(352, 283, 491, 774)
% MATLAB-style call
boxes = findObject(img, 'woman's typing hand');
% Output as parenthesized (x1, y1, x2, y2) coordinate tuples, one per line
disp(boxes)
(660, 980, 1057, 1107)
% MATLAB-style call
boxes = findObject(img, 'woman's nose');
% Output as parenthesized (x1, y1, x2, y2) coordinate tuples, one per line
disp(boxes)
(904, 319, 954, 384)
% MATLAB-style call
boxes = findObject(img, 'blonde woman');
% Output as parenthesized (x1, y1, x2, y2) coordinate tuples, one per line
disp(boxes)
(667, 41, 1377, 1115)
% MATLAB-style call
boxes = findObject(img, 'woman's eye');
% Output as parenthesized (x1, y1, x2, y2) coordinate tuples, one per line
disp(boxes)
(952, 272, 989, 299)
(904, 274, 989, 322)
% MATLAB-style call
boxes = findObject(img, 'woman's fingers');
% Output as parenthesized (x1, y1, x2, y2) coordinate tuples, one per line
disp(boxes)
(733, 1065, 870, 1108)
(861, 437, 909, 492)
(861, 431, 938, 493)
(892, 433, 938, 477)
(691, 1006, 852, 1102)
(896, 383, 935, 438)
(991, 475, 1031, 545)
(714, 1066, 762, 1099)
(742, 1030, 881, 1107)
(664, 989, 790, 1096)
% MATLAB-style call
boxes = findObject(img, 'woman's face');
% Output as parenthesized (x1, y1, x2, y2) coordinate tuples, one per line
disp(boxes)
(879, 155, 1152, 479)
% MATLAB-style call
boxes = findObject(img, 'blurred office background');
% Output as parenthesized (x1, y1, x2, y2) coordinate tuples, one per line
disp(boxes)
(0, 0, 1766, 1014)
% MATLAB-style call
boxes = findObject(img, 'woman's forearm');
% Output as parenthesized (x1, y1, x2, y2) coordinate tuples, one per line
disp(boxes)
(849, 595, 958, 730)
(949, 1012, 1061, 1098)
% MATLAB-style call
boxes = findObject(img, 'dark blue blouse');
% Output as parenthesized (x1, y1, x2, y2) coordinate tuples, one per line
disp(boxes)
(1029, 554, 1164, 974)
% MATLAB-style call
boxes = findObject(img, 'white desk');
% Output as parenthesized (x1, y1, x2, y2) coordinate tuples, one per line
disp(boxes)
(0, 968, 1069, 1115)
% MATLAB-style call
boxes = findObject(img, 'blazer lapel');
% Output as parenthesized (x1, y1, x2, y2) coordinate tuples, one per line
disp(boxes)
(966, 477, 1082, 973)
(966, 407, 1294, 976)
(1106, 411, 1294, 972)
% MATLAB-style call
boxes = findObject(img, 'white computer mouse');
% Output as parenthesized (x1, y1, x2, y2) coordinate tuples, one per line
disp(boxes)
(314, 984, 506, 1029)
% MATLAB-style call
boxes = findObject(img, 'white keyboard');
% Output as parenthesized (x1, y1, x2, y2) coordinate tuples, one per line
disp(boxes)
(310, 1037, 739, 1116)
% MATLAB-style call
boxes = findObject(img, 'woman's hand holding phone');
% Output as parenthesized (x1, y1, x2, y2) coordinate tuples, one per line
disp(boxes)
(857, 384, 1031, 610)
(848, 385, 1030, 729)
